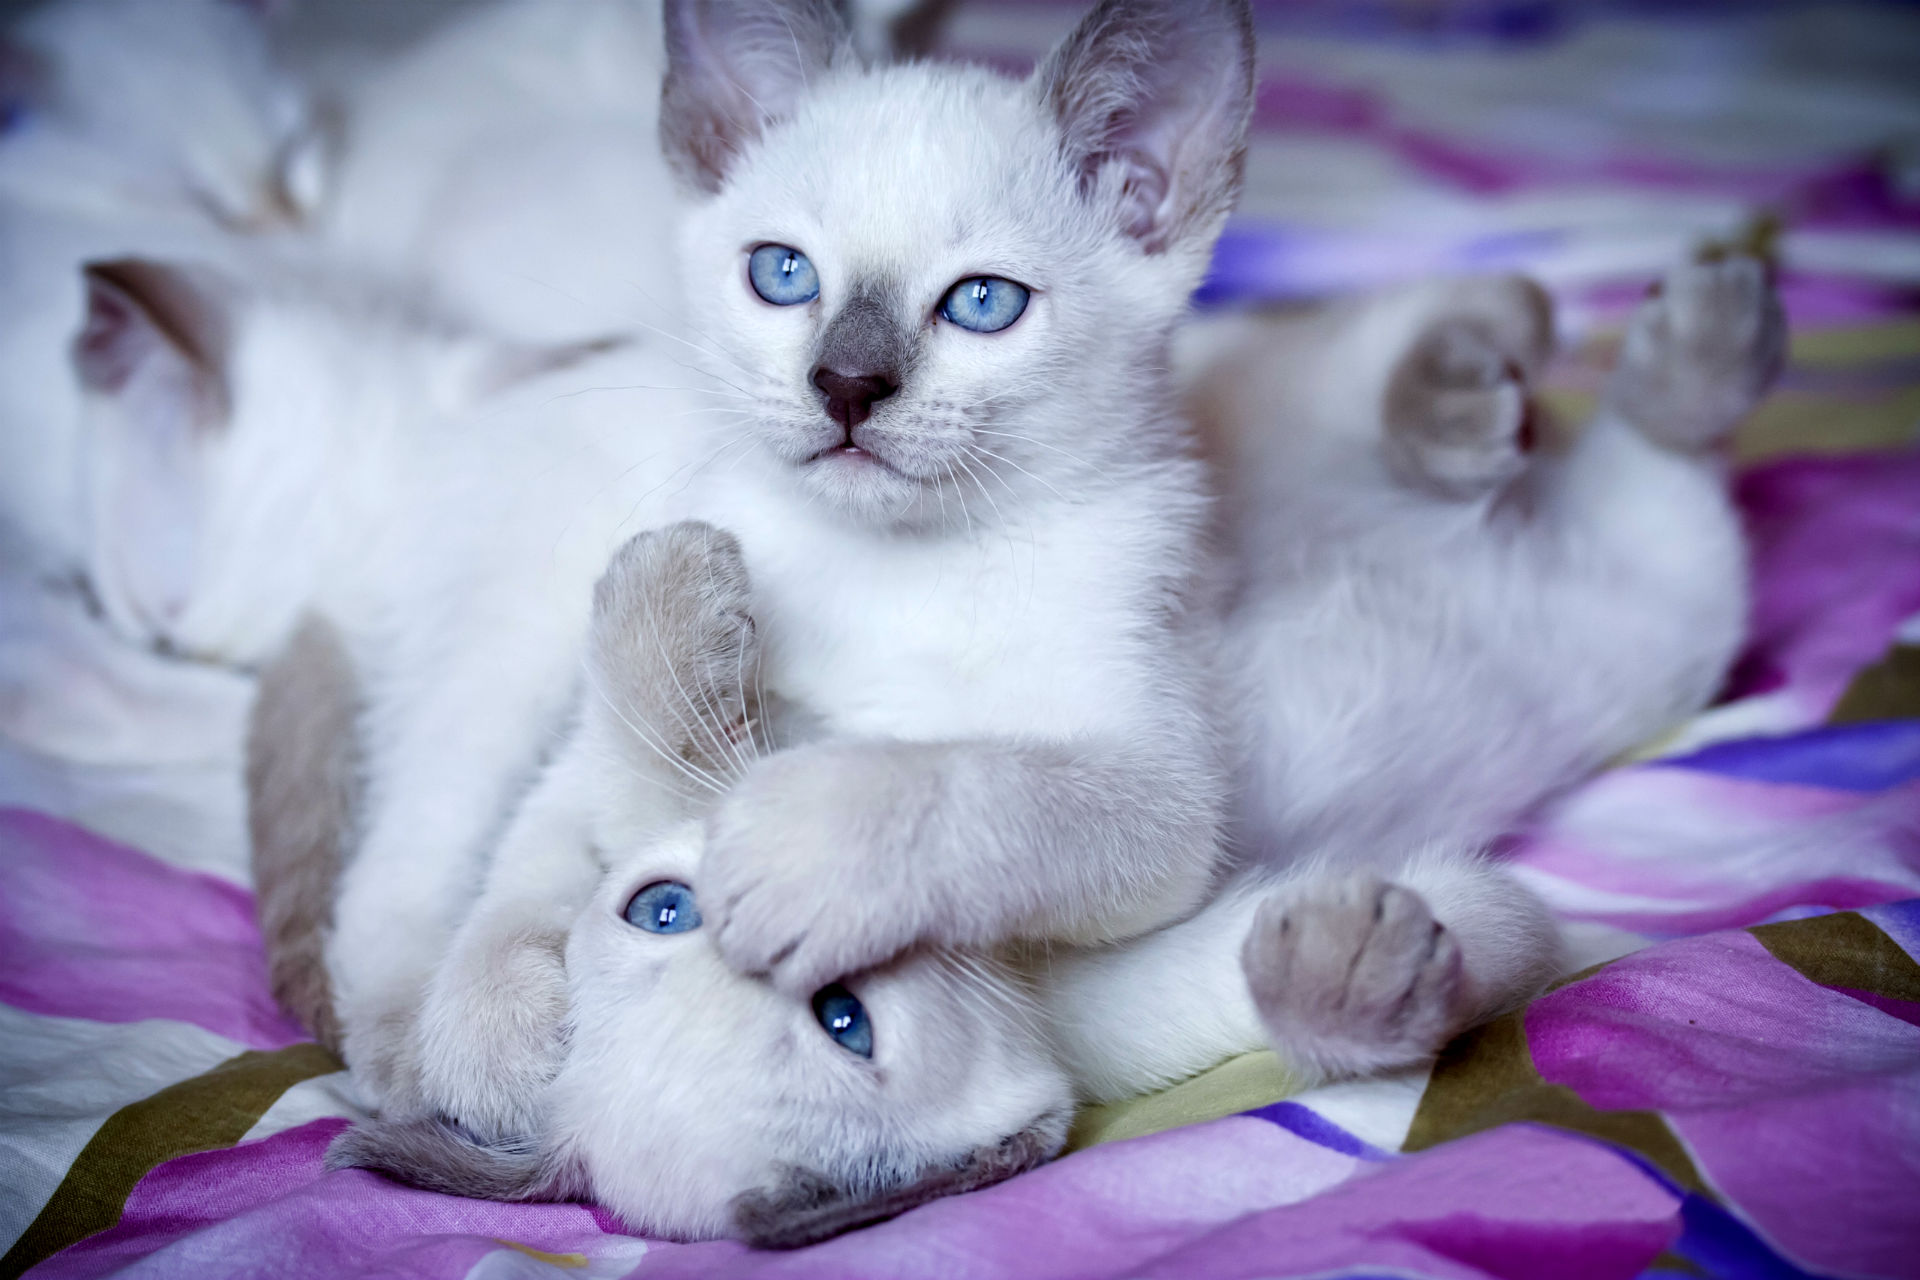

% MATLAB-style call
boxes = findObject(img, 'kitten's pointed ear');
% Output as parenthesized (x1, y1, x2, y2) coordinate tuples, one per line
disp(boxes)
(73, 259, 233, 637)
(659, 0, 852, 193)
(1036, 0, 1255, 256)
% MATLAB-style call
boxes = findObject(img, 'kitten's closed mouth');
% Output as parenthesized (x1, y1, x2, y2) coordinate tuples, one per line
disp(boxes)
(806, 442, 900, 475)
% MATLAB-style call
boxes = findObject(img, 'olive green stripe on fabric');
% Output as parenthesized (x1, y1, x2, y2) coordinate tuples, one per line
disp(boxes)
(1066, 1050, 1299, 1152)
(2, 1042, 340, 1279)
(1402, 1011, 1705, 1193)
(1827, 646, 1920, 725)
(1645, 1247, 1710, 1278)
(1751, 910, 1920, 1002)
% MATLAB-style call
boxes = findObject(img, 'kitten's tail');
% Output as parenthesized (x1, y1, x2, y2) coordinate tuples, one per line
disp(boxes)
(246, 613, 362, 1056)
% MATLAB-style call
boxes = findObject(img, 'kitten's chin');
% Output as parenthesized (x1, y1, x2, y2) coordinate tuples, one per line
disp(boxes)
(794, 450, 933, 529)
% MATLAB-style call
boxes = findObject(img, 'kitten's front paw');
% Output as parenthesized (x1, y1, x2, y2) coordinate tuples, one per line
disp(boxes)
(411, 920, 569, 1141)
(1607, 255, 1786, 451)
(1242, 878, 1467, 1081)
(591, 521, 760, 774)
(701, 747, 926, 995)
(1382, 275, 1554, 499)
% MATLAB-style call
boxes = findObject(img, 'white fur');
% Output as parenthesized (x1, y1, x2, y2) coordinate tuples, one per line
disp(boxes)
(56, 0, 1245, 1238)
(309, 0, 678, 343)
(0, 0, 315, 569)
(317, 0, 1245, 1101)
(1180, 260, 1780, 1079)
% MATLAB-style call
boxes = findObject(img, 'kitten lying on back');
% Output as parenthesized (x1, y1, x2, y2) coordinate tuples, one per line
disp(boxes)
(249, 255, 1784, 1243)
(1075, 253, 1785, 1089)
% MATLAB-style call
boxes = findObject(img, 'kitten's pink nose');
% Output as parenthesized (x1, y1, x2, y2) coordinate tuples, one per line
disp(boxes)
(811, 366, 897, 431)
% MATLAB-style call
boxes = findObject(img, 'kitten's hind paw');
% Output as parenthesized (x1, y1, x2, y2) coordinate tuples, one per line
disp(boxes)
(1606, 255, 1786, 452)
(1382, 275, 1555, 500)
(590, 521, 761, 774)
(1242, 877, 1467, 1082)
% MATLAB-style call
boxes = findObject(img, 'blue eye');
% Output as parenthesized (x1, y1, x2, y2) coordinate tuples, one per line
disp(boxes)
(748, 244, 820, 306)
(623, 881, 702, 934)
(810, 983, 873, 1058)
(940, 276, 1029, 334)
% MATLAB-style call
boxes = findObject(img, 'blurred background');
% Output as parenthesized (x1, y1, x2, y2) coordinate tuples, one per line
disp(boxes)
(935, 1, 1920, 463)
(6, 0, 1916, 460)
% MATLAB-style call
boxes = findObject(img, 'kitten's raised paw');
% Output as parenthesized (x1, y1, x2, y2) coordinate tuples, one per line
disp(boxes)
(1606, 255, 1786, 452)
(1382, 276, 1554, 499)
(590, 520, 760, 772)
(702, 743, 931, 995)
(1241, 878, 1467, 1081)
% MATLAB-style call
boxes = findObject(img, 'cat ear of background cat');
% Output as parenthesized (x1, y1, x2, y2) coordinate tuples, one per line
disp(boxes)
(1037, 0, 1256, 257)
(72, 258, 230, 637)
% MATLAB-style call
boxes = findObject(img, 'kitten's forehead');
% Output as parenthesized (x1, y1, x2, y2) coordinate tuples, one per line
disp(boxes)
(736, 63, 1063, 277)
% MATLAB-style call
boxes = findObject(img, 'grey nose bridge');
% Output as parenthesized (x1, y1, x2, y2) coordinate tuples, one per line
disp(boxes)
(816, 286, 912, 382)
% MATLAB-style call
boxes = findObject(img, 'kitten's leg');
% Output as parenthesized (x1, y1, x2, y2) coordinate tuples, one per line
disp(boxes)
(1040, 882, 1271, 1103)
(410, 522, 759, 1138)
(1240, 851, 1562, 1083)
(1375, 275, 1556, 500)
(1604, 255, 1786, 453)
(702, 734, 1221, 996)
(329, 640, 585, 1103)
(1511, 254, 1783, 753)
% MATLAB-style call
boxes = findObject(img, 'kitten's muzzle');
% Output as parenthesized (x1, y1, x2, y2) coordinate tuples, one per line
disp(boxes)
(811, 366, 897, 431)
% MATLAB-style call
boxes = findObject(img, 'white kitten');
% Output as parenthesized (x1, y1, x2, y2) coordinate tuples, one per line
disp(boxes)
(256, 534, 1075, 1245)
(318, 0, 1252, 1126)
(1156, 256, 1783, 1084)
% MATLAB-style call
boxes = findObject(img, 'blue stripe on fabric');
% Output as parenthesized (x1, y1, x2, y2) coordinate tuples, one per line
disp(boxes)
(1661, 1194, 1829, 1280)
(1240, 1100, 1394, 1161)
(1661, 720, 1920, 793)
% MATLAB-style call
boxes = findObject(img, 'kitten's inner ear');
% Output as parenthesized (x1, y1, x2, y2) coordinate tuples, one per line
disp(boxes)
(1036, 0, 1255, 256)
(659, 0, 851, 193)
(74, 259, 233, 636)
(76, 259, 231, 419)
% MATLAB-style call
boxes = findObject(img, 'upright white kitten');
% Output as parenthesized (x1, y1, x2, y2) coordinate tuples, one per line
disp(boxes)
(72, 0, 1249, 1141)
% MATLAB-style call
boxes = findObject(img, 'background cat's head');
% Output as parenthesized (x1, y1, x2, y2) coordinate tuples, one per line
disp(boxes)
(661, 0, 1254, 530)
(67, 253, 620, 664)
